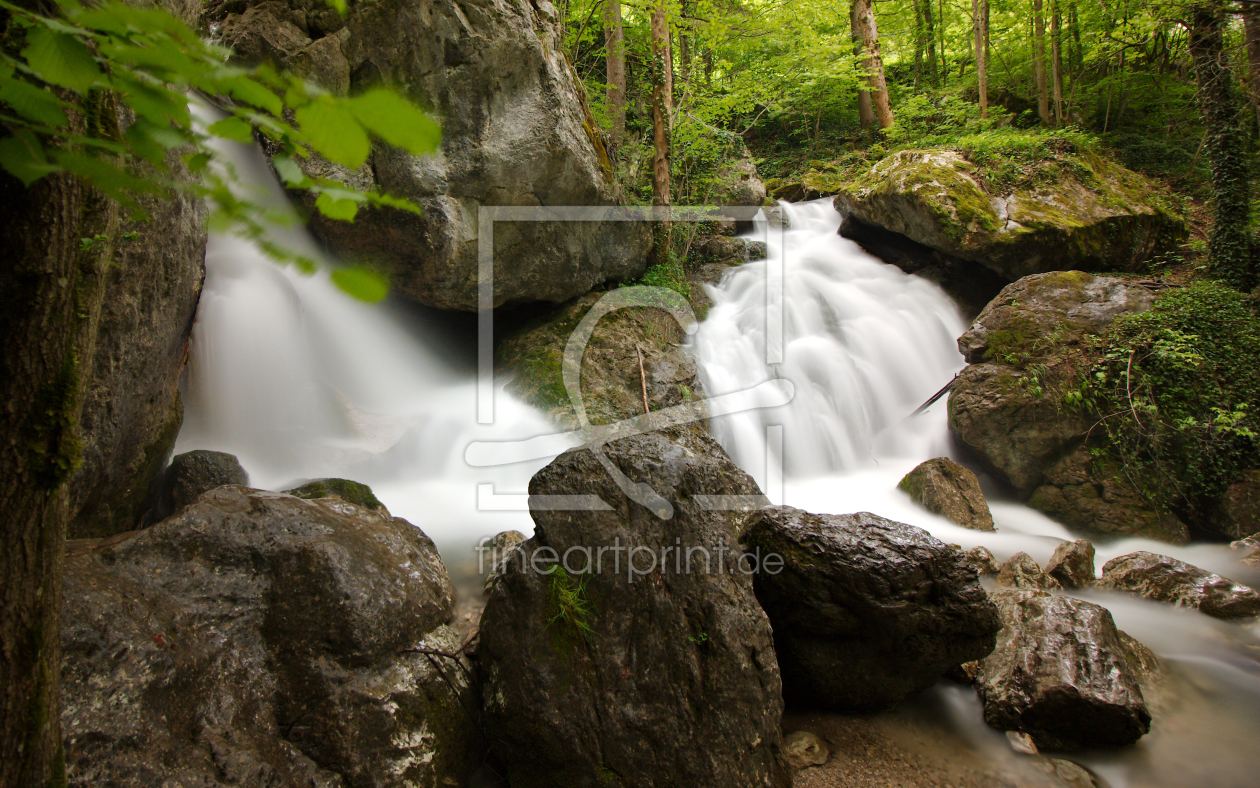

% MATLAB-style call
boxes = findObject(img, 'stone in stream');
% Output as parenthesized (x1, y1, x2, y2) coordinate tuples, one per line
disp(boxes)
(284, 476, 388, 512)
(977, 589, 1152, 751)
(1044, 539, 1097, 588)
(740, 507, 1001, 712)
(964, 545, 1002, 576)
(477, 429, 791, 788)
(61, 486, 471, 787)
(149, 449, 249, 523)
(995, 552, 1063, 591)
(897, 456, 996, 531)
(1099, 551, 1260, 619)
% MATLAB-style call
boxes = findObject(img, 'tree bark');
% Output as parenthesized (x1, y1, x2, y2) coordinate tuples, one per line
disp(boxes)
(679, 0, 692, 104)
(852, 0, 894, 129)
(973, 0, 988, 118)
(603, 0, 626, 144)
(1052, 0, 1064, 125)
(939, 0, 948, 86)
(913, 0, 925, 88)
(1189, 3, 1253, 289)
(1242, 8, 1260, 130)
(1034, 0, 1051, 125)
(851, 1, 875, 128)
(923, 0, 939, 88)
(650, 0, 671, 263)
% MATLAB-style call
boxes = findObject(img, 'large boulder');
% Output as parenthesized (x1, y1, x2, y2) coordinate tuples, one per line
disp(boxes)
(897, 456, 995, 531)
(1100, 551, 1260, 619)
(739, 507, 1001, 712)
(1209, 470, 1260, 540)
(477, 429, 791, 788)
(833, 148, 1185, 282)
(68, 164, 207, 538)
(995, 552, 1063, 591)
(60, 486, 474, 787)
(947, 272, 1189, 544)
(205, 0, 651, 310)
(977, 590, 1152, 751)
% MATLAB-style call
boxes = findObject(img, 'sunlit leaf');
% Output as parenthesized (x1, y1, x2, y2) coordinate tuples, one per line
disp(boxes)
(221, 75, 283, 116)
(22, 26, 100, 94)
(208, 115, 254, 143)
(347, 88, 441, 155)
(294, 97, 370, 168)
(272, 156, 307, 186)
(315, 190, 359, 221)
(330, 266, 389, 302)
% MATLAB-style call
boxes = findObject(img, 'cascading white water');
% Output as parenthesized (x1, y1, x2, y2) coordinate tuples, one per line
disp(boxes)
(175, 127, 564, 556)
(692, 199, 1260, 786)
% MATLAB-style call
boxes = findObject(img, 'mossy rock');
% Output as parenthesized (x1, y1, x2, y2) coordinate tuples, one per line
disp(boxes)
(834, 149, 1186, 281)
(284, 478, 387, 512)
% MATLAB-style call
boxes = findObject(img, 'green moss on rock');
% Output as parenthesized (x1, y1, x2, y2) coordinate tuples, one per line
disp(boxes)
(285, 478, 387, 512)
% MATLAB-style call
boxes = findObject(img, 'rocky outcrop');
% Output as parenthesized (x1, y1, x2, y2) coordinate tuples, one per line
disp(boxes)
(1209, 470, 1260, 540)
(995, 552, 1062, 591)
(61, 486, 472, 787)
(977, 590, 1152, 750)
(740, 507, 1001, 712)
(205, 0, 651, 311)
(898, 457, 995, 531)
(964, 545, 1001, 576)
(150, 449, 249, 523)
(947, 272, 1189, 544)
(477, 429, 790, 788)
(711, 157, 768, 221)
(1044, 539, 1096, 588)
(833, 148, 1185, 281)
(68, 174, 207, 538)
(284, 477, 387, 511)
(1100, 551, 1260, 619)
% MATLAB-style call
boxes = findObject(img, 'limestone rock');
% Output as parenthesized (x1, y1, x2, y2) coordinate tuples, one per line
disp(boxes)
(996, 552, 1062, 591)
(477, 429, 791, 788)
(741, 507, 1001, 712)
(1044, 539, 1096, 588)
(1100, 551, 1260, 619)
(206, 0, 652, 311)
(61, 486, 470, 787)
(898, 456, 996, 531)
(977, 590, 1151, 750)
(150, 449, 249, 523)
(833, 148, 1185, 281)
(964, 545, 1002, 576)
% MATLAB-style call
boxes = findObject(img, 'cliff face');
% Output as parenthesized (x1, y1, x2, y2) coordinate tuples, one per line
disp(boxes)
(207, 0, 652, 311)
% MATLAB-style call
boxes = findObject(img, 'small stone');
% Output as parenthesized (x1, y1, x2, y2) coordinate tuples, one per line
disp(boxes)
(1100, 551, 1260, 620)
(898, 457, 996, 531)
(481, 530, 527, 597)
(1006, 731, 1038, 755)
(995, 552, 1062, 591)
(153, 450, 249, 522)
(964, 546, 1001, 576)
(1044, 539, 1096, 588)
(1048, 759, 1101, 788)
(945, 660, 981, 685)
(783, 730, 829, 770)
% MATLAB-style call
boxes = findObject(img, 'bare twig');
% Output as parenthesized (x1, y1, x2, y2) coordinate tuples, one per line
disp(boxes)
(637, 345, 650, 414)
(1125, 349, 1143, 432)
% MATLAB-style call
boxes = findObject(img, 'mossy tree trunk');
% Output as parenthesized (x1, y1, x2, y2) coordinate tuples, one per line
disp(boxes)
(1051, 0, 1064, 124)
(973, 0, 988, 118)
(852, 0, 893, 129)
(1241, 7, 1260, 132)
(1034, 0, 1051, 125)
(851, 1, 875, 129)
(603, 0, 626, 144)
(1189, 2, 1253, 290)
(922, 0, 939, 89)
(0, 163, 113, 787)
(650, 0, 671, 263)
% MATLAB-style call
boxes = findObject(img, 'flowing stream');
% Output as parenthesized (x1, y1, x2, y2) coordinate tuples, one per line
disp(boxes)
(178, 129, 1260, 784)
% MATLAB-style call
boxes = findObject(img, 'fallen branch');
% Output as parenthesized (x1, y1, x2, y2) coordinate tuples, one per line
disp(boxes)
(908, 374, 957, 418)
(637, 345, 650, 414)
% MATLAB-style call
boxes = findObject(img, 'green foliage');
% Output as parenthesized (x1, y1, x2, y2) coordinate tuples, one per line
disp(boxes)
(0, 0, 441, 299)
(1073, 282, 1260, 524)
(545, 565, 595, 647)
(635, 252, 690, 299)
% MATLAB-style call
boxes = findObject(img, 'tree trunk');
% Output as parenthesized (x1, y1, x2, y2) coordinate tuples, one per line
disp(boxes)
(973, 0, 988, 118)
(1242, 8, 1260, 131)
(1070, 2, 1082, 71)
(1189, 3, 1253, 289)
(604, 0, 626, 143)
(939, 0, 948, 85)
(1034, 0, 1051, 125)
(923, 0, 939, 88)
(650, 0, 671, 262)
(851, 1, 875, 129)
(679, 0, 692, 105)
(1052, 0, 1064, 125)
(852, 0, 894, 129)
(913, 0, 925, 88)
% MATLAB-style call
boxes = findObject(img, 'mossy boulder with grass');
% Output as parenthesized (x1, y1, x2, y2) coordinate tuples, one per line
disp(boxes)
(284, 477, 387, 512)
(834, 147, 1186, 281)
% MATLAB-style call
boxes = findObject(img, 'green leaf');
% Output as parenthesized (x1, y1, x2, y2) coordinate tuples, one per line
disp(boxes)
(272, 156, 307, 186)
(222, 76, 283, 116)
(22, 26, 101, 94)
(0, 69, 68, 126)
(315, 191, 359, 221)
(0, 129, 58, 186)
(184, 151, 212, 173)
(331, 266, 389, 303)
(347, 88, 441, 155)
(208, 116, 254, 143)
(294, 98, 370, 168)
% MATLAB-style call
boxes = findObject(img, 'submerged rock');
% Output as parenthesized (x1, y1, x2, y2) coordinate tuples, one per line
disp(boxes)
(206, 0, 651, 311)
(741, 507, 1001, 712)
(284, 477, 387, 512)
(477, 429, 790, 788)
(1099, 551, 1260, 619)
(61, 486, 470, 787)
(150, 449, 249, 523)
(977, 590, 1151, 751)
(833, 148, 1185, 281)
(898, 456, 995, 531)
(1044, 539, 1096, 588)
(996, 552, 1062, 591)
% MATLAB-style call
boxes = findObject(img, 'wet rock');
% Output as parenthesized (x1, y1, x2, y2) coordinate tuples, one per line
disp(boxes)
(284, 477, 387, 511)
(1232, 535, 1260, 568)
(740, 507, 1001, 712)
(1208, 470, 1260, 540)
(964, 545, 1002, 576)
(207, 0, 651, 311)
(898, 456, 996, 531)
(480, 529, 527, 597)
(1099, 551, 1260, 619)
(977, 589, 1151, 750)
(477, 429, 790, 788)
(833, 148, 1185, 281)
(1044, 539, 1096, 588)
(1007, 731, 1039, 755)
(150, 450, 249, 523)
(711, 157, 768, 222)
(61, 486, 470, 787)
(946, 660, 982, 685)
(996, 552, 1062, 591)
(783, 731, 829, 770)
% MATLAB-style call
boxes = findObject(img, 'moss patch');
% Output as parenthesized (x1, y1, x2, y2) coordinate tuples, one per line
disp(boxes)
(285, 478, 387, 511)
